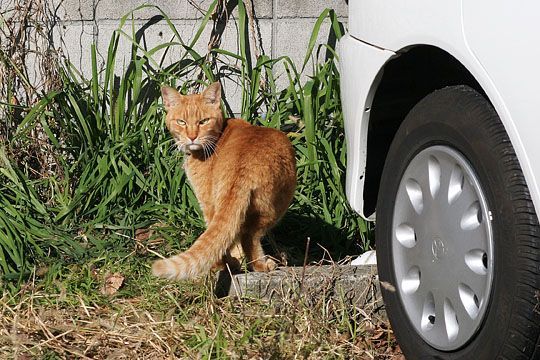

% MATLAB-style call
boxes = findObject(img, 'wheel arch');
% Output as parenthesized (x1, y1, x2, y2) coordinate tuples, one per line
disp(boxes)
(362, 45, 485, 217)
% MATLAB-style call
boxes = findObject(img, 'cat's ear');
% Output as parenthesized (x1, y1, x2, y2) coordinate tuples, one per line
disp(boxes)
(161, 86, 183, 111)
(202, 81, 221, 107)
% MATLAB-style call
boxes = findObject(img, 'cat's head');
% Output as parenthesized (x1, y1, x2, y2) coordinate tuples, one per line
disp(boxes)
(161, 82, 223, 156)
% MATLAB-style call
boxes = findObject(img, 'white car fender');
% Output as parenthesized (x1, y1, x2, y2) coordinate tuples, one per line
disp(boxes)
(340, 1, 540, 220)
(337, 35, 394, 219)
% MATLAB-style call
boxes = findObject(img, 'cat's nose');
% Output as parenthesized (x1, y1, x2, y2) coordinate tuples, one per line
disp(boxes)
(187, 134, 197, 142)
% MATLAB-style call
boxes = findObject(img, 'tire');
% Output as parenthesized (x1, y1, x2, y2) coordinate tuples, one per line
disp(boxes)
(376, 85, 540, 359)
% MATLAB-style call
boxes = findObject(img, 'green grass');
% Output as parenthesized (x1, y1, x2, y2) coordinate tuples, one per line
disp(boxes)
(0, 2, 371, 284)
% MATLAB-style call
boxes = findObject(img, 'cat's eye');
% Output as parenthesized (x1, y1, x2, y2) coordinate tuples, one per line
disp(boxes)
(199, 118, 210, 125)
(176, 119, 186, 126)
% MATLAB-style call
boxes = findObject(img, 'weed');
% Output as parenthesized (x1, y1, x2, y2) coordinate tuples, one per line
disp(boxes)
(0, 256, 400, 358)
(0, 2, 371, 282)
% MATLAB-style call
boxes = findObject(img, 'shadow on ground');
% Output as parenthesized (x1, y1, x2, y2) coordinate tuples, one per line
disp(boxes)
(268, 209, 362, 267)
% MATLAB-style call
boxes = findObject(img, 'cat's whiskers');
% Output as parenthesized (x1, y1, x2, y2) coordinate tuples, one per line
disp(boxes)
(174, 139, 186, 153)
(202, 142, 209, 159)
(207, 142, 219, 158)
(202, 141, 214, 159)
(208, 142, 218, 157)
(200, 135, 219, 159)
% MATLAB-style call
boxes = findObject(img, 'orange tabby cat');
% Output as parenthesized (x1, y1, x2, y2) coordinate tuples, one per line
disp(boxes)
(152, 82, 296, 280)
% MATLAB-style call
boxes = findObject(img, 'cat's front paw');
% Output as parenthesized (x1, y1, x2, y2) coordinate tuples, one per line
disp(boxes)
(252, 257, 277, 272)
(265, 258, 277, 271)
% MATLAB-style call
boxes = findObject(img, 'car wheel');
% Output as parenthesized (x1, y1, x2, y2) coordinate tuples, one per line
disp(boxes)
(376, 85, 540, 359)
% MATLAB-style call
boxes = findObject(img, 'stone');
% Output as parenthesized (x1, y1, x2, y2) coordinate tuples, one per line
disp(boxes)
(220, 265, 385, 318)
(51, 0, 94, 21)
(273, 18, 344, 68)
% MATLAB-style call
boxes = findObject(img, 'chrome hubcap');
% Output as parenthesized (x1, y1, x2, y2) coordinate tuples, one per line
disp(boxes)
(392, 145, 493, 350)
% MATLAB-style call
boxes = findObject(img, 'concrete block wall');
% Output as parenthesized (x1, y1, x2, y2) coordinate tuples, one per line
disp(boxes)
(2, 0, 348, 112)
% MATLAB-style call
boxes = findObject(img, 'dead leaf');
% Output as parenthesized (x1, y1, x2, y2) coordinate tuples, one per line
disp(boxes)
(372, 329, 385, 341)
(135, 228, 152, 242)
(135, 223, 166, 251)
(101, 272, 124, 295)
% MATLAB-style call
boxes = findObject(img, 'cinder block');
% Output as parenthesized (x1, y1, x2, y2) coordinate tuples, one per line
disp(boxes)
(276, 0, 348, 19)
(21, 21, 94, 89)
(95, 0, 202, 21)
(51, 0, 94, 21)
(273, 18, 340, 71)
(271, 18, 346, 90)
(96, 17, 271, 65)
(250, 0, 273, 19)
(95, 20, 185, 73)
(53, 21, 96, 77)
(95, 0, 272, 21)
(222, 265, 385, 318)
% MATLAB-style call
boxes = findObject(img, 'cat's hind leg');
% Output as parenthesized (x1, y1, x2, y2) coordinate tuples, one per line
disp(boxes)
(239, 220, 277, 272)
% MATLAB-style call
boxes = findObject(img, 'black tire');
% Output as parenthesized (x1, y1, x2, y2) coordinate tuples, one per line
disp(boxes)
(376, 86, 540, 359)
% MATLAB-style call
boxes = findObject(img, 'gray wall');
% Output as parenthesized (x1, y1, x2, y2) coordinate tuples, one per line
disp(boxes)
(3, 0, 348, 112)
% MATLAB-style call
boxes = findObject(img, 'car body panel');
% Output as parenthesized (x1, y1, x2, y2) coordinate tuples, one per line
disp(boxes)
(348, 0, 463, 56)
(338, 35, 394, 219)
(340, 0, 540, 220)
(462, 1, 540, 217)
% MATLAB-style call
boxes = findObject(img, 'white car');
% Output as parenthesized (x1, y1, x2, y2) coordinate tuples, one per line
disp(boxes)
(338, 1, 540, 358)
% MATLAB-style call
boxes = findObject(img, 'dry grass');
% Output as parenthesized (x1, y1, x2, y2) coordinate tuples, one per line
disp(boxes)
(0, 265, 403, 359)
(0, 2, 394, 358)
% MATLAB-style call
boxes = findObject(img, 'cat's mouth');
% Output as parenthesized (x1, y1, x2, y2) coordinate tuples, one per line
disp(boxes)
(184, 143, 203, 154)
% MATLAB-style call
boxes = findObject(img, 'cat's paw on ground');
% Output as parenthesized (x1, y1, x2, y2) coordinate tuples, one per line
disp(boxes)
(265, 258, 277, 271)
(251, 258, 277, 272)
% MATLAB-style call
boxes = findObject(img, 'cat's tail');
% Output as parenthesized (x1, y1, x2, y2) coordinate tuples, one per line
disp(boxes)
(151, 189, 251, 280)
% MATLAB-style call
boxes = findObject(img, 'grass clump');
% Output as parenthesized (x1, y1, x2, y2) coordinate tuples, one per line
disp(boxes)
(0, 1, 371, 282)
(0, 258, 399, 359)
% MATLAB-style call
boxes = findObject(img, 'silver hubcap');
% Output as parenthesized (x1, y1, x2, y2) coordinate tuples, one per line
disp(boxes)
(392, 145, 493, 350)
